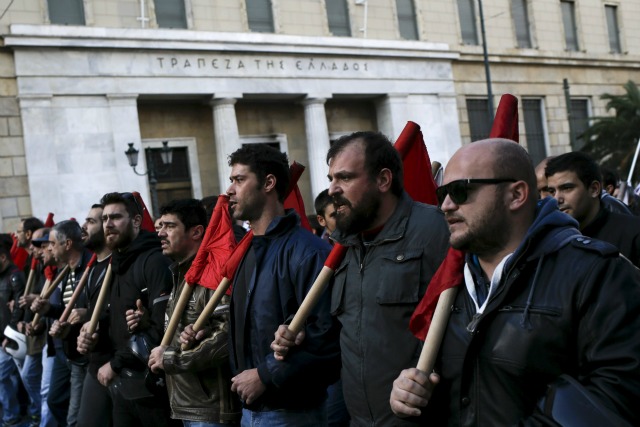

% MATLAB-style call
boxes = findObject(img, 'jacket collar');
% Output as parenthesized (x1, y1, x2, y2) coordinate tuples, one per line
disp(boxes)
(331, 192, 413, 247)
(258, 209, 300, 239)
(169, 253, 195, 277)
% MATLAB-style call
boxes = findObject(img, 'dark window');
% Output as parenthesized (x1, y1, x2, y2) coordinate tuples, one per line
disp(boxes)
(247, 0, 274, 33)
(396, 0, 418, 40)
(561, 1, 579, 51)
(466, 98, 491, 142)
(605, 5, 622, 53)
(522, 99, 547, 166)
(327, 0, 351, 37)
(145, 146, 193, 212)
(570, 99, 590, 151)
(457, 0, 478, 45)
(155, 0, 187, 29)
(512, 0, 532, 48)
(48, 0, 85, 25)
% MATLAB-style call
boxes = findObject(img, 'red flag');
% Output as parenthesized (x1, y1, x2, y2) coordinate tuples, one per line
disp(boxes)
(131, 192, 155, 233)
(10, 234, 28, 270)
(44, 213, 55, 228)
(489, 94, 519, 142)
(409, 95, 520, 340)
(284, 162, 312, 231)
(394, 121, 439, 205)
(185, 195, 237, 290)
(44, 265, 56, 281)
(222, 231, 254, 282)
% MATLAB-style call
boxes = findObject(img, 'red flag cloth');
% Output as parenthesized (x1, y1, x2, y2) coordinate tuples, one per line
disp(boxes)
(284, 162, 312, 232)
(489, 94, 519, 142)
(409, 94, 521, 341)
(30, 257, 38, 270)
(44, 266, 56, 281)
(131, 192, 155, 233)
(185, 195, 237, 291)
(409, 247, 465, 340)
(394, 121, 439, 205)
(222, 231, 254, 281)
(44, 213, 55, 228)
(324, 243, 348, 270)
(10, 234, 28, 270)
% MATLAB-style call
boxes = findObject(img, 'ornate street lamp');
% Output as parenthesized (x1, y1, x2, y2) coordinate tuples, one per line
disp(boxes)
(124, 141, 173, 218)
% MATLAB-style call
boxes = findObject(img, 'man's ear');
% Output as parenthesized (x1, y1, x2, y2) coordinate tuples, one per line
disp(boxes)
(377, 168, 393, 193)
(191, 225, 205, 241)
(132, 214, 142, 229)
(264, 174, 277, 194)
(25, 230, 32, 241)
(317, 215, 327, 228)
(589, 181, 602, 198)
(508, 181, 530, 211)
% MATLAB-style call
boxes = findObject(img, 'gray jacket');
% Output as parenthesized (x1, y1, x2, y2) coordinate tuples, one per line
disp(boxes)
(331, 192, 449, 426)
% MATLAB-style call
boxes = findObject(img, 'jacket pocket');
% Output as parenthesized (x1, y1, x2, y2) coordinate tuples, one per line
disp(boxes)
(330, 264, 348, 316)
(375, 249, 423, 305)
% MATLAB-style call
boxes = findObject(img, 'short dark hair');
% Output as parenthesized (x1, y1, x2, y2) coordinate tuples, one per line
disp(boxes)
(326, 131, 404, 197)
(91, 203, 104, 210)
(22, 217, 45, 234)
(160, 199, 207, 231)
(601, 167, 619, 189)
(201, 195, 218, 223)
(100, 192, 142, 219)
(228, 144, 290, 202)
(52, 220, 83, 248)
(314, 189, 333, 216)
(0, 234, 12, 258)
(545, 152, 602, 189)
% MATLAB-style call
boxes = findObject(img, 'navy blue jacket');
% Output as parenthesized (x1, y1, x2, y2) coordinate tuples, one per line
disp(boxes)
(230, 210, 341, 411)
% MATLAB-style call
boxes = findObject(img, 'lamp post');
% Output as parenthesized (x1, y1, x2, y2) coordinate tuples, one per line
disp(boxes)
(478, 0, 494, 123)
(124, 141, 173, 218)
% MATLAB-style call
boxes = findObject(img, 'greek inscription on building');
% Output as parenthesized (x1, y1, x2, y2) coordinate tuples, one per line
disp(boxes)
(155, 56, 369, 75)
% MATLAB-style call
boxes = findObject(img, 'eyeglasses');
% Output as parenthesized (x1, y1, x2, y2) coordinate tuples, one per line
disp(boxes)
(436, 178, 517, 205)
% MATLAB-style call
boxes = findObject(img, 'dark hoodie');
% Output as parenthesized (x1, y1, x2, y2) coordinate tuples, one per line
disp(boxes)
(107, 230, 172, 374)
(426, 197, 640, 426)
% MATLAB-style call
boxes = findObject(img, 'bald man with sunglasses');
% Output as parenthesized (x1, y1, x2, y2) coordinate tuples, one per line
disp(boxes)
(390, 139, 640, 426)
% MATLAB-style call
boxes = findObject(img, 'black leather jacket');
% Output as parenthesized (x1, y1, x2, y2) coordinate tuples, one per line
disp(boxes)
(426, 198, 640, 426)
(162, 257, 241, 423)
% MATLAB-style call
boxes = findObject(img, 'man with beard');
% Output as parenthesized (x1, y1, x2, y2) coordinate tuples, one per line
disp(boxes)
(225, 144, 340, 426)
(32, 220, 92, 426)
(16, 217, 45, 277)
(545, 152, 640, 266)
(390, 139, 640, 425)
(273, 131, 449, 426)
(76, 192, 173, 427)
(144, 198, 241, 426)
(76, 204, 113, 427)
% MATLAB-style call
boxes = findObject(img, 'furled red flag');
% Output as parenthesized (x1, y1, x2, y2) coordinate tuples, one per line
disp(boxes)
(284, 161, 312, 231)
(131, 191, 156, 232)
(185, 195, 237, 291)
(394, 121, 439, 205)
(409, 94, 520, 340)
(44, 213, 55, 228)
(10, 234, 28, 270)
(489, 94, 519, 142)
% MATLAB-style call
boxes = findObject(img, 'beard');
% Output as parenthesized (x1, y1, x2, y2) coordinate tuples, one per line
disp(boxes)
(83, 230, 106, 252)
(334, 188, 381, 236)
(448, 197, 511, 256)
(105, 221, 135, 251)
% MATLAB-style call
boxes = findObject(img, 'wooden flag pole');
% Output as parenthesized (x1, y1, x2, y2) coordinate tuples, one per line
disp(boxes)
(161, 284, 194, 346)
(416, 287, 458, 373)
(59, 255, 97, 323)
(22, 262, 37, 297)
(86, 263, 113, 335)
(287, 267, 335, 334)
(180, 277, 231, 351)
(31, 265, 70, 327)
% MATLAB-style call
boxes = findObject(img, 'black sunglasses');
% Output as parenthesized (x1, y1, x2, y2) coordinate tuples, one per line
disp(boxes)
(436, 178, 517, 205)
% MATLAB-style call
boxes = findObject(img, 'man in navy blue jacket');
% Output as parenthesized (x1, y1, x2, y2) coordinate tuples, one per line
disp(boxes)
(226, 144, 340, 426)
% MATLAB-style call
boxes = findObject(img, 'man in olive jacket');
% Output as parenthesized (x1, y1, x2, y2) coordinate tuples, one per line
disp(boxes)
(147, 198, 241, 426)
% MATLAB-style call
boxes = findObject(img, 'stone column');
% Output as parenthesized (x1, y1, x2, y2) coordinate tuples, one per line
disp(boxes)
(302, 97, 331, 199)
(376, 94, 409, 141)
(211, 97, 241, 194)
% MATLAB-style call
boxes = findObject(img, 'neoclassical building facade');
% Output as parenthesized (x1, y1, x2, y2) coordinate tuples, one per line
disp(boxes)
(0, 0, 638, 229)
